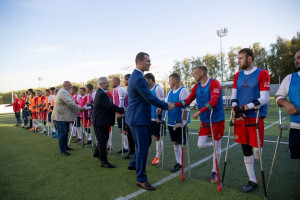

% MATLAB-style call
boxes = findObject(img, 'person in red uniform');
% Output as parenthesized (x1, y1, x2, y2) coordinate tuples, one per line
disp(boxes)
(6, 94, 22, 126)
(174, 66, 225, 182)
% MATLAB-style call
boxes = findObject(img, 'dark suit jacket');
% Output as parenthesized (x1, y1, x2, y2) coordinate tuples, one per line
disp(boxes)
(92, 88, 124, 126)
(125, 69, 168, 126)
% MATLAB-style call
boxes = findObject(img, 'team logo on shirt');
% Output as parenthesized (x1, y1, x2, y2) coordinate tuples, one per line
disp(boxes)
(243, 78, 249, 84)
(264, 81, 270, 88)
(213, 88, 220, 94)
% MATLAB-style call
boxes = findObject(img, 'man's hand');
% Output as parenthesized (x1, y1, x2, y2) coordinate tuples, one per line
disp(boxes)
(168, 102, 175, 111)
(80, 107, 87, 112)
(123, 107, 126, 114)
(192, 111, 200, 120)
(86, 101, 91, 106)
(233, 106, 245, 121)
(156, 108, 163, 115)
(283, 101, 300, 115)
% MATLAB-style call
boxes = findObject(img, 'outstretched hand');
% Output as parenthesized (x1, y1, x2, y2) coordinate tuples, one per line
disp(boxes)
(168, 102, 175, 111)
(192, 111, 200, 120)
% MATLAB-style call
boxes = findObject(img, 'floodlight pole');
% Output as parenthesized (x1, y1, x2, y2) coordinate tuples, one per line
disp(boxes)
(217, 28, 228, 82)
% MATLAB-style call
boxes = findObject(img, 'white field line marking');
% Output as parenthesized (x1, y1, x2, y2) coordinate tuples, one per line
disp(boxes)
(115, 143, 238, 200)
(115, 116, 286, 200)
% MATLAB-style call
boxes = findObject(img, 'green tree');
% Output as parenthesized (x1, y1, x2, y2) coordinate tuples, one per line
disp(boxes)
(202, 53, 221, 80)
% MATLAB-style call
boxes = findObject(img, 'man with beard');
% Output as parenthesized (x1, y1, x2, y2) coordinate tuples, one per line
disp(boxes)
(231, 48, 270, 192)
(275, 50, 300, 159)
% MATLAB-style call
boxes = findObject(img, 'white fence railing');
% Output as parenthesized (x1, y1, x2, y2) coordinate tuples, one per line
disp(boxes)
(0, 104, 14, 114)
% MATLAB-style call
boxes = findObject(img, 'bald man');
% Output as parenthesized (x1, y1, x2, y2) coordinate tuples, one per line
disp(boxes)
(6, 94, 21, 126)
(52, 81, 86, 156)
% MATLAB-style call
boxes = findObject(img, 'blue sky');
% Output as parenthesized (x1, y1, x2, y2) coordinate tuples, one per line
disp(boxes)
(0, 0, 299, 92)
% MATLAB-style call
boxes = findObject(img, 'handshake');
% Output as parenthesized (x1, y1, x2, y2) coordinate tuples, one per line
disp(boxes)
(168, 102, 175, 111)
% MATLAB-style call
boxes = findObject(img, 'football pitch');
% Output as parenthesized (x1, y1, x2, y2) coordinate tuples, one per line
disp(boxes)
(0, 103, 299, 200)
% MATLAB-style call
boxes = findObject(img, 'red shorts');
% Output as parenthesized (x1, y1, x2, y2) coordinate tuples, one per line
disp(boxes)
(234, 117, 264, 148)
(31, 111, 37, 119)
(199, 120, 225, 141)
(39, 111, 47, 121)
(81, 118, 91, 128)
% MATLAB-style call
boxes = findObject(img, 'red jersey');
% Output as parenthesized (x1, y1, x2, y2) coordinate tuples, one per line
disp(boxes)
(21, 95, 27, 109)
(8, 98, 21, 112)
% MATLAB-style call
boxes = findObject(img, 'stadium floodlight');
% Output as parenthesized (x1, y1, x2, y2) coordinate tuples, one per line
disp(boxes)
(217, 28, 228, 82)
(38, 77, 43, 88)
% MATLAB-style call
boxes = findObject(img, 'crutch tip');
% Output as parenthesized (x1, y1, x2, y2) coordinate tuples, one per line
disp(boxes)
(218, 186, 222, 192)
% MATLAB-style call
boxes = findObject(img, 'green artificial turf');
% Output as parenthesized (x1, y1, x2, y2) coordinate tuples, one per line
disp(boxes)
(0, 101, 299, 200)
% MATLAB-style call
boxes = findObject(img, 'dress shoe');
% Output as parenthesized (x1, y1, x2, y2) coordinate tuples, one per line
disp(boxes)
(117, 148, 128, 154)
(101, 162, 115, 168)
(61, 152, 71, 156)
(66, 147, 74, 151)
(242, 181, 258, 193)
(128, 165, 136, 171)
(136, 182, 156, 191)
(123, 154, 134, 159)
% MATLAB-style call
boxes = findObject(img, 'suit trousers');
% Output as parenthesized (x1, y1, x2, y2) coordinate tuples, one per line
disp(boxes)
(128, 125, 152, 182)
(94, 126, 110, 164)
(55, 121, 70, 153)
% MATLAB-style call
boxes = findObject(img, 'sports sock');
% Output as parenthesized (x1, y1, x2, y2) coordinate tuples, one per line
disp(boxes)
(212, 139, 222, 172)
(124, 135, 128, 149)
(155, 140, 163, 158)
(108, 130, 112, 147)
(244, 155, 256, 182)
(77, 127, 82, 139)
(174, 144, 182, 165)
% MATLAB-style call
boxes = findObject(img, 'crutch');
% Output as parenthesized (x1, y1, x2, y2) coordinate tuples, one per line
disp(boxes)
(82, 112, 85, 148)
(109, 126, 112, 154)
(180, 120, 185, 181)
(121, 115, 124, 158)
(161, 120, 165, 170)
(221, 110, 234, 185)
(157, 114, 164, 169)
(245, 110, 267, 199)
(266, 107, 287, 192)
(46, 111, 50, 137)
(68, 120, 76, 146)
(210, 109, 222, 192)
(185, 121, 191, 178)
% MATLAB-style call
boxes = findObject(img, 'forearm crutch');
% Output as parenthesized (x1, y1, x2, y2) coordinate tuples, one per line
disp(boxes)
(221, 110, 234, 185)
(121, 115, 124, 158)
(46, 111, 50, 137)
(245, 110, 267, 199)
(82, 112, 85, 148)
(180, 120, 185, 181)
(68, 120, 76, 146)
(210, 109, 222, 192)
(266, 107, 287, 192)
(185, 123, 191, 178)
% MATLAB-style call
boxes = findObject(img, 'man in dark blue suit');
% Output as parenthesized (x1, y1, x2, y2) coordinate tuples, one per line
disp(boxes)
(126, 52, 175, 190)
(92, 77, 125, 168)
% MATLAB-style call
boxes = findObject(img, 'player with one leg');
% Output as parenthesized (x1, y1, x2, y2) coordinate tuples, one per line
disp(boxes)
(231, 48, 270, 194)
(175, 66, 225, 183)
(167, 73, 190, 173)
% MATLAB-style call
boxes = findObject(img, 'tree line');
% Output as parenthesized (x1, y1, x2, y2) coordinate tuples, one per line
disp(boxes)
(173, 32, 300, 84)
(1, 33, 299, 104)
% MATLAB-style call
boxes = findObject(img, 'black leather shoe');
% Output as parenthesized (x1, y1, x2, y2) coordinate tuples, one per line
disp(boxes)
(101, 162, 115, 168)
(242, 181, 258, 193)
(123, 154, 134, 159)
(171, 163, 181, 173)
(128, 165, 136, 171)
(61, 152, 71, 156)
(136, 182, 156, 190)
(66, 147, 74, 151)
(117, 148, 128, 153)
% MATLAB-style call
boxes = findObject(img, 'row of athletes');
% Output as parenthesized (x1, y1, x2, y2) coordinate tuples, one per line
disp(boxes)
(7, 48, 299, 194)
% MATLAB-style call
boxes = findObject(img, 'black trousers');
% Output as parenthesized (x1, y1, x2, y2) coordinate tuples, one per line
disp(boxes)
(126, 125, 135, 155)
(94, 126, 110, 164)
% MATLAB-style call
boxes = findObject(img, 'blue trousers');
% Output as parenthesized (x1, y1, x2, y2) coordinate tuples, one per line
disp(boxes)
(15, 112, 21, 125)
(55, 121, 70, 153)
(128, 125, 152, 183)
(22, 109, 28, 126)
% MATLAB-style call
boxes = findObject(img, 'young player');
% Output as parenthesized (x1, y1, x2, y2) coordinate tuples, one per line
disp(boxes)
(78, 87, 89, 143)
(36, 90, 47, 133)
(6, 94, 21, 126)
(167, 73, 190, 172)
(70, 86, 82, 141)
(30, 91, 39, 133)
(47, 87, 56, 135)
(21, 92, 28, 128)
(25, 89, 33, 130)
(111, 77, 128, 154)
(231, 48, 270, 192)
(174, 66, 225, 182)
(144, 73, 165, 165)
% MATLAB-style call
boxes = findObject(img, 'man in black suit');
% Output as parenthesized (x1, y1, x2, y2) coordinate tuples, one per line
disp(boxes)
(92, 77, 125, 168)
